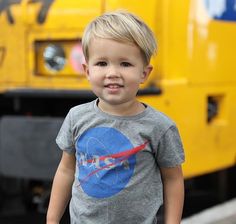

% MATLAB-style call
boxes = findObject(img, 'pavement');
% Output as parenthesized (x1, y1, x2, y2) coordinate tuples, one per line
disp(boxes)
(182, 198, 236, 224)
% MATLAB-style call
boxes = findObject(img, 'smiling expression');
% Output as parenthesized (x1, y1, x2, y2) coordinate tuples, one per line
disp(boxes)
(83, 38, 152, 112)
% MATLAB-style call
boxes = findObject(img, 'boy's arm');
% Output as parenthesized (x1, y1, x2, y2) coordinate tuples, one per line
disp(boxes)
(46, 151, 76, 224)
(160, 165, 184, 224)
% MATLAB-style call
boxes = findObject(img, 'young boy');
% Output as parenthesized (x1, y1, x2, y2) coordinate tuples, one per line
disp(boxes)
(47, 11, 185, 224)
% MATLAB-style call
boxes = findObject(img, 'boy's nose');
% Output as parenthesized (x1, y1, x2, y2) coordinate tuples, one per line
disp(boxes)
(105, 66, 121, 79)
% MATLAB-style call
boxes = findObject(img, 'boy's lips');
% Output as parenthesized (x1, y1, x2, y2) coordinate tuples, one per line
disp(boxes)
(104, 83, 124, 89)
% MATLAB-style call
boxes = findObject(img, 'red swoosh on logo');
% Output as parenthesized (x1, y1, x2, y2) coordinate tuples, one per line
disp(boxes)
(78, 141, 149, 186)
(86, 140, 149, 163)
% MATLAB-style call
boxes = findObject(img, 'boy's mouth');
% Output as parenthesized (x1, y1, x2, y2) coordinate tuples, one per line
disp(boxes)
(104, 84, 124, 89)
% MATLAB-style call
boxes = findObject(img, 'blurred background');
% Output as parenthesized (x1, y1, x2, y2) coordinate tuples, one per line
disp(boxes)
(0, 0, 236, 223)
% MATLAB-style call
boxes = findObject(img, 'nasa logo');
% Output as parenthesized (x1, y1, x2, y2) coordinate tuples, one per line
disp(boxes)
(75, 127, 147, 198)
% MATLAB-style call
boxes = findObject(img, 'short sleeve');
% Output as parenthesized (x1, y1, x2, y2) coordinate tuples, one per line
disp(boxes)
(56, 109, 75, 154)
(156, 125, 185, 167)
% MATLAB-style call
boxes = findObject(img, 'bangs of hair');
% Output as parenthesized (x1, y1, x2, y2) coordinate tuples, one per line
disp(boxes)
(82, 11, 157, 64)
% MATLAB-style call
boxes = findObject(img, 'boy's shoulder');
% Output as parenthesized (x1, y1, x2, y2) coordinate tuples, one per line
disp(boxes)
(66, 100, 96, 125)
(69, 100, 94, 115)
(146, 104, 176, 128)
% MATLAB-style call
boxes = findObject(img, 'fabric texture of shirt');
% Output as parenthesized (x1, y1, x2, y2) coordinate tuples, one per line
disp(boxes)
(56, 99, 185, 224)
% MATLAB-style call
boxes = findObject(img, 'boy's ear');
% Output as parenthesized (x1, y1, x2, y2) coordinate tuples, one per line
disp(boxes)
(82, 63, 90, 80)
(141, 65, 153, 83)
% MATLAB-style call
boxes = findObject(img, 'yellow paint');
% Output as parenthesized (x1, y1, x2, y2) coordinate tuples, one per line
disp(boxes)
(0, 0, 235, 178)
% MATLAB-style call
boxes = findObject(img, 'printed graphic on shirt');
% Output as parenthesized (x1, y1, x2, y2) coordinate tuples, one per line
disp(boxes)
(75, 127, 148, 198)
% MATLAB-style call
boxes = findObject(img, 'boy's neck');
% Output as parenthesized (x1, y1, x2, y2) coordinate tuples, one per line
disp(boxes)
(97, 99, 146, 116)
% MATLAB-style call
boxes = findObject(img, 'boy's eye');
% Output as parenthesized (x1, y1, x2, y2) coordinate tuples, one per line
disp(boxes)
(95, 61, 107, 66)
(121, 62, 132, 67)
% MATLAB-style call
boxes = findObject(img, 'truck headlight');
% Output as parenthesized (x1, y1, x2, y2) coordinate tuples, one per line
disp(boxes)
(35, 40, 85, 76)
(43, 44, 66, 72)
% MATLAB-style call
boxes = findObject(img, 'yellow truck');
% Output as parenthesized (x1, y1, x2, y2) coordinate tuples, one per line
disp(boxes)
(0, 0, 235, 215)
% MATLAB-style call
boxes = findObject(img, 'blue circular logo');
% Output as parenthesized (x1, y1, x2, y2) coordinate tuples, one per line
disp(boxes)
(76, 127, 136, 198)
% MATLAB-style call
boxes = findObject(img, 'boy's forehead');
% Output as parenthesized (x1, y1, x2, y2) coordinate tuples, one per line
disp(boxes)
(89, 37, 134, 46)
(88, 38, 140, 53)
(86, 37, 146, 63)
(89, 39, 140, 57)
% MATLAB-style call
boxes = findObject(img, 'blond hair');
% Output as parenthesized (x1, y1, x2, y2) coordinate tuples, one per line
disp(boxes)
(82, 10, 157, 64)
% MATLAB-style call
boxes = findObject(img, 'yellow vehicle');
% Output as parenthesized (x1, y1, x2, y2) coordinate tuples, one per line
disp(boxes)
(0, 0, 235, 215)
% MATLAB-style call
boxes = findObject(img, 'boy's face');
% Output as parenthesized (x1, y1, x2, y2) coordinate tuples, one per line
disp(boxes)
(83, 38, 152, 108)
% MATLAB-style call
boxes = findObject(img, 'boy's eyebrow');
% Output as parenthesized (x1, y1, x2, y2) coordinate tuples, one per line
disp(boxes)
(92, 56, 107, 61)
(92, 57, 131, 61)
(118, 57, 132, 61)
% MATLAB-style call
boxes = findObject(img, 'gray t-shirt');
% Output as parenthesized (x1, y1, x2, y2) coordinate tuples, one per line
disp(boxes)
(56, 99, 185, 224)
